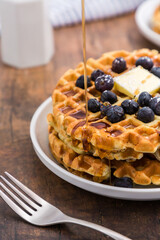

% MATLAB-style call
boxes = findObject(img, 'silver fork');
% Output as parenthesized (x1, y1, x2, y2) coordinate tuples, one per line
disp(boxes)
(0, 172, 132, 240)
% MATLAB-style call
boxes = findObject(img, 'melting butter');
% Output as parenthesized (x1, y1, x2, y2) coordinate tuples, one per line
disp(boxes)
(114, 66, 160, 98)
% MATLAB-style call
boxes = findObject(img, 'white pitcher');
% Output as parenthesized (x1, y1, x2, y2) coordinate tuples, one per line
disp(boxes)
(0, 0, 54, 68)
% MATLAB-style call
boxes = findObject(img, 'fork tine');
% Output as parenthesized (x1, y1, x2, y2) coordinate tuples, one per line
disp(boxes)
(0, 182, 35, 215)
(0, 176, 39, 210)
(0, 190, 31, 221)
(4, 172, 45, 205)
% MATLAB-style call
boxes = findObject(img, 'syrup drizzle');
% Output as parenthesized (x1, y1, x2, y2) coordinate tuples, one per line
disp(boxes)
(60, 106, 73, 114)
(63, 90, 76, 97)
(81, 0, 88, 126)
(70, 110, 86, 119)
(90, 122, 110, 129)
(71, 121, 86, 135)
(110, 130, 123, 137)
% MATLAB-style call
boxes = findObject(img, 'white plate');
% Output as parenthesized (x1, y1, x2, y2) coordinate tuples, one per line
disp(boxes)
(30, 97, 160, 200)
(135, 0, 160, 47)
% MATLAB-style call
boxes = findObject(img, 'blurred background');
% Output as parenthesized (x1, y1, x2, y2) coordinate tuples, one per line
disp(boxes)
(0, 0, 160, 103)
(0, 0, 160, 107)
(0, 0, 158, 70)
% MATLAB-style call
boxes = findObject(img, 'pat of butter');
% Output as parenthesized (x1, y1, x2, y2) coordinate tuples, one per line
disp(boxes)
(114, 66, 160, 98)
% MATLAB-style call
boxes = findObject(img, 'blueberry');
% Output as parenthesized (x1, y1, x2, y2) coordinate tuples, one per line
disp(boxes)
(137, 107, 154, 123)
(135, 57, 153, 70)
(149, 97, 160, 115)
(151, 67, 160, 78)
(76, 75, 91, 89)
(138, 92, 152, 107)
(95, 75, 114, 92)
(91, 69, 104, 81)
(106, 105, 125, 123)
(114, 177, 133, 188)
(88, 99, 101, 113)
(121, 99, 139, 115)
(101, 90, 117, 104)
(100, 104, 111, 116)
(112, 57, 127, 73)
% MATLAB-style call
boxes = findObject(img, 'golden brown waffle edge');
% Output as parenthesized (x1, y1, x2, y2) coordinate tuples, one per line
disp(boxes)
(48, 124, 110, 182)
(48, 123, 160, 185)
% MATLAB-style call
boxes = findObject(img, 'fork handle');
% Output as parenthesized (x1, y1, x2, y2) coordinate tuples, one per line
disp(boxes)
(63, 216, 132, 240)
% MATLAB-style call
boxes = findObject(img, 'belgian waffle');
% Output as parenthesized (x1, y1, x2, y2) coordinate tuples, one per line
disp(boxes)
(152, 6, 160, 34)
(48, 124, 110, 182)
(49, 49, 160, 161)
(48, 123, 160, 185)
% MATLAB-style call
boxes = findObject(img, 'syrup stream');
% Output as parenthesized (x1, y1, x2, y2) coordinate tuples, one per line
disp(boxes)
(81, 0, 88, 126)
(81, 1, 112, 183)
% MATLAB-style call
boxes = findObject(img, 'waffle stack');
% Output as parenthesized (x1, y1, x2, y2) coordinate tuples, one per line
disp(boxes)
(47, 49, 160, 186)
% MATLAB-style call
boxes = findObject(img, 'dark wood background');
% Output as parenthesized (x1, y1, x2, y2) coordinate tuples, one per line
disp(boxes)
(0, 13, 160, 240)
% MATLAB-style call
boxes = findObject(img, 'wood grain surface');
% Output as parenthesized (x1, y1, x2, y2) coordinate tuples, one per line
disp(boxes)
(0, 13, 160, 240)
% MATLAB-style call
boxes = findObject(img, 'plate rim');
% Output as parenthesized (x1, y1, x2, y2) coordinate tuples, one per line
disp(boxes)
(135, 0, 160, 46)
(30, 97, 160, 198)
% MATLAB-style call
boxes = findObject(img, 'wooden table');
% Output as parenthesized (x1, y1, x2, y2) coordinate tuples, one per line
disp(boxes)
(0, 13, 160, 240)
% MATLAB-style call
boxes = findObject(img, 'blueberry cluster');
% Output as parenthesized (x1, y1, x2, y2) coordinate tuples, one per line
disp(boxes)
(75, 55, 160, 124)
(120, 92, 160, 123)
(111, 55, 160, 78)
(136, 92, 160, 122)
(87, 69, 160, 123)
(88, 69, 156, 124)
(76, 56, 160, 89)
(88, 90, 159, 124)
(88, 70, 126, 123)
(135, 56, 160, 77)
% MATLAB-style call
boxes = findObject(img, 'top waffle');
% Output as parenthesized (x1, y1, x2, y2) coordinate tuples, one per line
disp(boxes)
(49, 49, 160, 161)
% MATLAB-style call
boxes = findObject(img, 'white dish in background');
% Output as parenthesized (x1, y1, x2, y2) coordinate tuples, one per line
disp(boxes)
(30, 97, 160, 201)
(135, 0, 160, 47)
